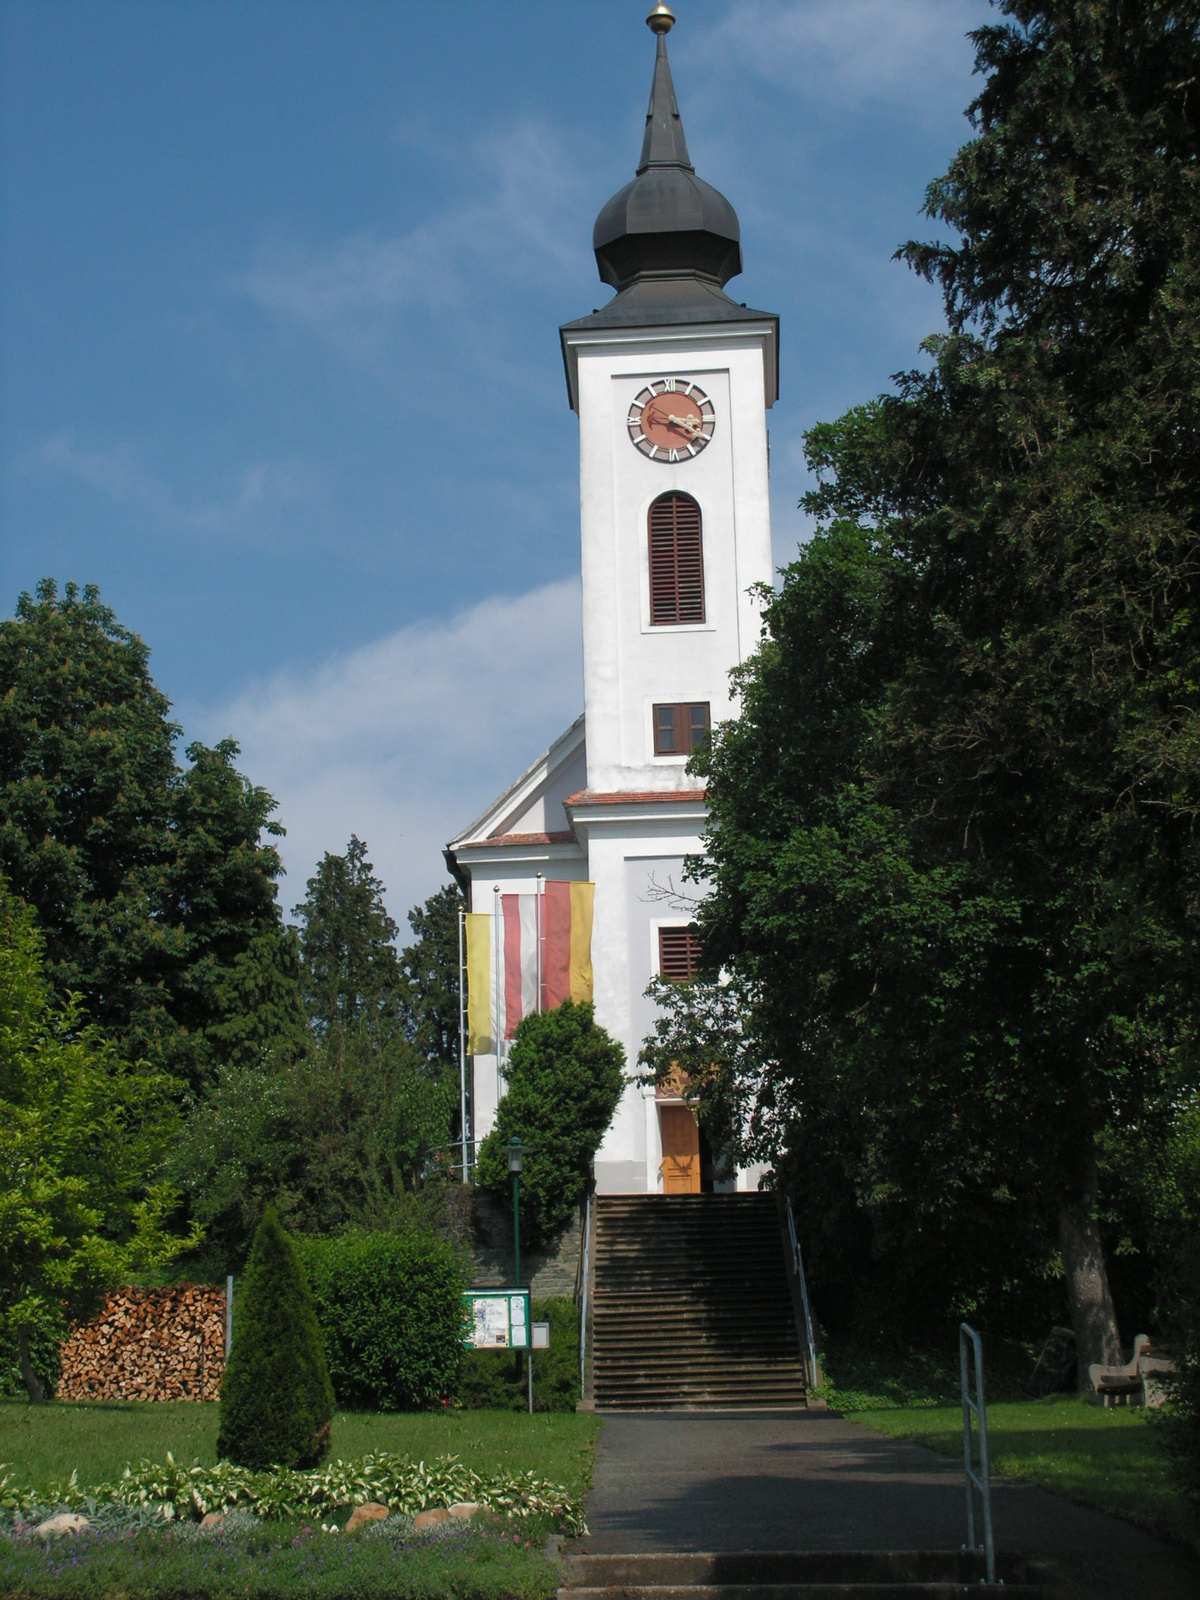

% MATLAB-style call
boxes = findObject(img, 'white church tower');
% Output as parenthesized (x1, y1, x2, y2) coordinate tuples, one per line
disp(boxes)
(447, 3, 777, 1195)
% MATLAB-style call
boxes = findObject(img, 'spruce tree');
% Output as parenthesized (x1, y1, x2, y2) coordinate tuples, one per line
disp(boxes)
(217, 1203, 333, 1469)
(293, 836, 404, 1037)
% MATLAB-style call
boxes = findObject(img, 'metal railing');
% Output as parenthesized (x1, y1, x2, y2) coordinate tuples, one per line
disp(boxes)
(578, 1189, 592, 1399)
(784, 1198, 820, 1390)
(960, 1322, 998, 1586)
(579, 1190, 595, 1401)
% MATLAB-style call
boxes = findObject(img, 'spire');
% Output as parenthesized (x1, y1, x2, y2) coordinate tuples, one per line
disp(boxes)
(638, 9, 693, 174)
(590, 4, 743, 294)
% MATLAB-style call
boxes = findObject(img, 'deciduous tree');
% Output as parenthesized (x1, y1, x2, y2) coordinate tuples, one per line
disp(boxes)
(0, 881, 197, 1402)
(661, 2, 1200, 1374)
(0, 581, 303, 1091)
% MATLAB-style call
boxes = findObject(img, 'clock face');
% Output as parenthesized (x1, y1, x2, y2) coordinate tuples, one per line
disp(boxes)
(627, 378, 716, 462)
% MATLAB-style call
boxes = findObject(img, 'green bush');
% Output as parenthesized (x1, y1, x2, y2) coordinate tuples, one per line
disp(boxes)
(475, 1001, 623, 1246)
(216, 1203, 333, 1469)
(295, 1229, 467, 1411)
(459, 1297, 580, 1412)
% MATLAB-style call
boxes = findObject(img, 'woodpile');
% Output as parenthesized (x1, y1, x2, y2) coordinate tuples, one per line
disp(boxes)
(57, 1286, 226, 1403)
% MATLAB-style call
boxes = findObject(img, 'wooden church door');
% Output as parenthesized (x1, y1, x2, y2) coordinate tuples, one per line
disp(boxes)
(660, 1104, 701, 1193)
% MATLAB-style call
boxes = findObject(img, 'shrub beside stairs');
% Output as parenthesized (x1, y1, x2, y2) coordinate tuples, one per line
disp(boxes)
(590, 1193, 808, 1410)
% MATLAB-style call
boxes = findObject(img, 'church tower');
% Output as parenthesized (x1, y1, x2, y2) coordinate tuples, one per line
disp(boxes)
(447, 4, 777, 1195)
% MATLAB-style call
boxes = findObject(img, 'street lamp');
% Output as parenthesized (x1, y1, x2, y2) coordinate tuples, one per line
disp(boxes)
(507, 1136, 524, 1286)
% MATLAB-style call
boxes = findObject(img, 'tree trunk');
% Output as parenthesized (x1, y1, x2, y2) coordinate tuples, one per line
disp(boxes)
(1059, 1162, 1122, 1389)
(16, 1323, 46, 1404)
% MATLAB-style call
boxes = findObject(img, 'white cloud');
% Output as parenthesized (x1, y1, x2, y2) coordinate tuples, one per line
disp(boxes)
(234, 118, 597, 370)
(38, 435, 316, 540)
(189, 577, 584, 924)
(703, 0, 984, 110)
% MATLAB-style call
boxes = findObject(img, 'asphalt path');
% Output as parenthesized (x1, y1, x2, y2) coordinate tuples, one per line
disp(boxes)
(575, 1410, 1200, 1599)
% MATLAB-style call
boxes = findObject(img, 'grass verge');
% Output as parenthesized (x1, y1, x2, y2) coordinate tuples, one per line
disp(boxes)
(0, 1401, 601, 1598)
(0, 1400, 599, 1502)
(819, 1335, 1197, 1546)
(855, 1395, 1195, 1543)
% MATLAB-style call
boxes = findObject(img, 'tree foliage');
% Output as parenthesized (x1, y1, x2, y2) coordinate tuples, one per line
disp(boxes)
(399, 884, 465, 1068)
(650, 2, 1200, 1368)
(293, 836, 404, 1038)
(0, 881, 197, 1401)
(0, 581, 304, 1091)
(476, 1001, 624, 1246)
(216, 1203, 333, 1469)
(170, 1032, 459, 1264)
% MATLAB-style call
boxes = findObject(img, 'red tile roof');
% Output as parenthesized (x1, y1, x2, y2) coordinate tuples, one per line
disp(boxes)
(458, 829, 576, 850)
(565, 789, 707, 806)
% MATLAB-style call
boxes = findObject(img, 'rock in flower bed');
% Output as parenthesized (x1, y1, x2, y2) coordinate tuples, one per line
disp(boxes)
(0, 1449, 586, 1535)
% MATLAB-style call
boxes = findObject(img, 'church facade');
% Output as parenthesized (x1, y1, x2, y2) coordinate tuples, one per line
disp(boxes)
(446, 5, 776, 1197)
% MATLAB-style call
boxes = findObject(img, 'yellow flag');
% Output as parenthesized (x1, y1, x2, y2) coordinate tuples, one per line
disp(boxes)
(568, 880, 594, 1004)
(465, 912, 493, 1054)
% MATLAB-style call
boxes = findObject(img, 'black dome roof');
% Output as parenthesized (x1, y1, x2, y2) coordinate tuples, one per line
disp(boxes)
(592, 25, 742, 292)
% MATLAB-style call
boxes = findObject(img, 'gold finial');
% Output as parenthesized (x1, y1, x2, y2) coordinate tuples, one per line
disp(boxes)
(646, 3, 675, 36)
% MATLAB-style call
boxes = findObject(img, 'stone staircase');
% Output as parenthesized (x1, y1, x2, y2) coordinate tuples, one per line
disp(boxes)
(590, 1194, 808, 1410)
(560, 1551, 1051, 1598)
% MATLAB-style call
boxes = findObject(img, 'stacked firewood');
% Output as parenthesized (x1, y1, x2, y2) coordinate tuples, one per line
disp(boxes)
(57, 1286, 226, 1402)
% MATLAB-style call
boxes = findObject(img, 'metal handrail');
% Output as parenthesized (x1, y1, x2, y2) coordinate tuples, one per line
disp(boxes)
(785, 1198, 820, 1390)
(960, 1322, 998, 1586)
(578, 1189, 592, 1398)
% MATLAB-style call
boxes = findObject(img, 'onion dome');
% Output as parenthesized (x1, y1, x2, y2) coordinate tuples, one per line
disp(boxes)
(593, 5, 743, 292)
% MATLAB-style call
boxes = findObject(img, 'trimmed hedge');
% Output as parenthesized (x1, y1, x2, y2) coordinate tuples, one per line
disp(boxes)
(295, 1230, 467, 1411)
(216, 1204, 333, 1469)
(459, 1297, 580, 1412)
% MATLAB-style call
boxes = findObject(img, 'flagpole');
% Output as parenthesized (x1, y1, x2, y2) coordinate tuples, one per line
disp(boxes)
(535, 872, 543, 1013)
(458, 907, 468, 1185)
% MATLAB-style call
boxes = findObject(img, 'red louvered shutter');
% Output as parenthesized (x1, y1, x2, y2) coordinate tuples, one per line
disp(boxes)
(658, 925, 704, 981)
(648, 493, 705, 625)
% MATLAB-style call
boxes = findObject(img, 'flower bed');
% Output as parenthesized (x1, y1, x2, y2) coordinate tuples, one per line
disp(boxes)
(0, 1449, 586, 1533)
(0, 1508, 563, 1599)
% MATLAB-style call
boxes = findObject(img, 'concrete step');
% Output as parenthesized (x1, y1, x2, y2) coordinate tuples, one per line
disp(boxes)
(593, 1347, 802, 1363)
(594, 1386, 808, 1398)
(559, 1551, 1050, 1596)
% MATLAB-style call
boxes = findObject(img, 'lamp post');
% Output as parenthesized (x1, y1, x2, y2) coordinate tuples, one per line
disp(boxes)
(507, 1136, 524, 1287)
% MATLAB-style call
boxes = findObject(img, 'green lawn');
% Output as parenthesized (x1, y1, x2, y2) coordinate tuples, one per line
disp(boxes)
(0, 1401, 600, 1600)
(0, 1399, 600, 1500)
(854, 1394, 1194, 1543)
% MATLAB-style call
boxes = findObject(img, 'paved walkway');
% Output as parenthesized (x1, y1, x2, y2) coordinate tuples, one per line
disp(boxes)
(576, 1411, 1200, 1599)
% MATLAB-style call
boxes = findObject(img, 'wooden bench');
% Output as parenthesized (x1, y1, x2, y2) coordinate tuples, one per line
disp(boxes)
(1088, 1334, 1175, 1406)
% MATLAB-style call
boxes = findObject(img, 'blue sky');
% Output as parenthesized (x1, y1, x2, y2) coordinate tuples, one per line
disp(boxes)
(1, 0, 994, 921)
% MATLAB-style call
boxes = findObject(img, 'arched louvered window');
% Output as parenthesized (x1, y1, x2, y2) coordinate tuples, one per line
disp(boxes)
(648, 492, 705, 625)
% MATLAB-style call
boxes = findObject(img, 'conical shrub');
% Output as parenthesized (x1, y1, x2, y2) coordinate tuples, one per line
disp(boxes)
(217, 1203, 333, 1469)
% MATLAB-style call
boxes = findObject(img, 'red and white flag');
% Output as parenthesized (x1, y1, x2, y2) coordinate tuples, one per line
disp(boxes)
(465, 882, 595, 1052)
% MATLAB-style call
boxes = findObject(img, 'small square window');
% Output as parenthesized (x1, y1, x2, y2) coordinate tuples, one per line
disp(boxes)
(653, 702, 710, 756)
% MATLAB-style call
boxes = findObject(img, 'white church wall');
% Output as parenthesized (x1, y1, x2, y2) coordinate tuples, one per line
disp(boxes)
(492, 742, 587, 837)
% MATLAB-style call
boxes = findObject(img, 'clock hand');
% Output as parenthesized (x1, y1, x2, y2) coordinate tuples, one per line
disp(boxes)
(666, 412, 705, 438)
